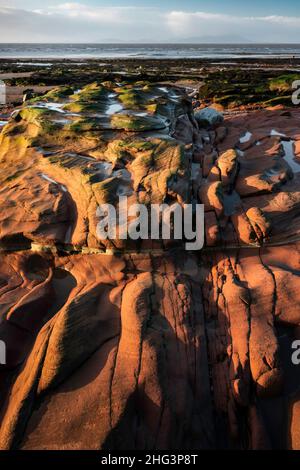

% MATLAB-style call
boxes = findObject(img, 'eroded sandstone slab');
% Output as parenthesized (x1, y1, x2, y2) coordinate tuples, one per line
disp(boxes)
(0, 81, 300, 450)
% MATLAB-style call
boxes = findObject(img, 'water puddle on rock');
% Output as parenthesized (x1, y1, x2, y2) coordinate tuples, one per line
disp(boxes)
(113, 168, 131, 180)
(17, 62, 53, 67)
(107, 93, 123, 115)
(40, 173, 58, 185)
(239, 131, 253, 144)
(107, 103, 123, 115)
(117, 184, 133, 196)
(236, 148, 245, 158)
(158, 87, 169, 94)
(40, 173, 68, 192)
(114, 168, 133, 196)
(270, 129, 287, 138)
(28, 102, 66, 114)
(282, 141, 300, 174)
(268, 129, 300, 174)
(52, 118, 72, 125)
(95, 161, 114, 177)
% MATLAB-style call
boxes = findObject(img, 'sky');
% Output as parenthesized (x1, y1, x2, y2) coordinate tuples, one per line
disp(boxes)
(1, 1, 300, 43)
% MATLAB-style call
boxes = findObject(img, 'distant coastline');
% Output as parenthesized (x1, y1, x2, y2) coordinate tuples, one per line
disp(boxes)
(0, 43, 300, 59)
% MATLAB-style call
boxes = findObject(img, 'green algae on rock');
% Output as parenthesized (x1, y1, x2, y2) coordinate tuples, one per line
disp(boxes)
(110, 113, 167, 132)
(199, 69, 300, 110)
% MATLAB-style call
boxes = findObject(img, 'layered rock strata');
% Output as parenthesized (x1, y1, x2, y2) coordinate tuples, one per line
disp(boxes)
(0, 83, 300, 449)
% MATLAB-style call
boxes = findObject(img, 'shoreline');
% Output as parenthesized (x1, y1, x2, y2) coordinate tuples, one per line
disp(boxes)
(1, 57, 300, 62)
(1, 52, 300, 451)
(1, 57, 300, 110)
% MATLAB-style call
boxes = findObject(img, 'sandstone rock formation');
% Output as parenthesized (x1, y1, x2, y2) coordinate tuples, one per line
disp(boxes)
(194, 107, 224, 129)
(0, 81, 300, 450)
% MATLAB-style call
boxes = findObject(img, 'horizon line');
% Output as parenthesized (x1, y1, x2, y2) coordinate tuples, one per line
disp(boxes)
(1, 42, 300, 45)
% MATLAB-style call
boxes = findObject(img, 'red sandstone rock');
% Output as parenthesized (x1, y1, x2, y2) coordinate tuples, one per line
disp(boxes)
(0, 83, 300, 451)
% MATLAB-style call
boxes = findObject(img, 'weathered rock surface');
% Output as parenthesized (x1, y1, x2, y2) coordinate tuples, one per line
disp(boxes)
(0, 82, 300, 450)
(0, 252, 214, 450)
(0, 82, 193, 252)
(194, 107, 224, 129)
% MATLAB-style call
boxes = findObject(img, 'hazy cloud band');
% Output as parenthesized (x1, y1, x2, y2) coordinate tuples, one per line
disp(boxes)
(0, 4, 300, 42)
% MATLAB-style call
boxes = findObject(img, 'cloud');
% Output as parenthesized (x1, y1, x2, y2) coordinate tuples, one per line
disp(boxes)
(165, 10, 300, 41)
(0, 4, 300, 43)
(0, 5, 166, 42)
(257, 15, 300, 25)
(45, 3, 140, 23)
